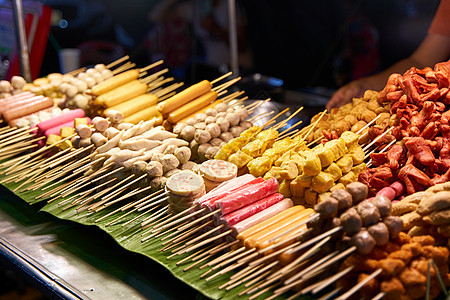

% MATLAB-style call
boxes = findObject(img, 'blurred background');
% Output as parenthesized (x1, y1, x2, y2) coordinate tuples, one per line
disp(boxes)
(0, 0, 441, 103)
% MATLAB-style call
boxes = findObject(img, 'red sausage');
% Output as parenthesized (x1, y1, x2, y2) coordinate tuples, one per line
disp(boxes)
(44, 117, 91, 137)
(3, 97, 54, 122)
(389, 181, 405, 197)
(376, 187, 396, 200)
(37, 109, 85, 133)
(0, 95, 45, 117)
(220, 193, 284, 227)
(217, 178, 279, 215)
(0, 91, 33, 105)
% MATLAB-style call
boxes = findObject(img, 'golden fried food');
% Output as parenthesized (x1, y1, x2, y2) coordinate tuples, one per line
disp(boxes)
(378, 258, 406, 276)
(388, 250, 413, 265)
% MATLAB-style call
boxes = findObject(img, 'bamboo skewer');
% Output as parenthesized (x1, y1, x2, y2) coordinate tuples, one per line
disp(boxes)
(106, 55, 130, 69)
(335, 268, 382, 300)
(211, 77, 241, 93)
(210, 72, 233, 85)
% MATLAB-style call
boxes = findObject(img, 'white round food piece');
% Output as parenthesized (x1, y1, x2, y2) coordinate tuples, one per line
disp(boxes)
(71, 136, 81, 148)
(76, 124, 92, 139)
(239, 120, 253, 130)
(205, 116, 217, 124)
(174, 146, 191, 164)
(216, 117, 230, 132)
(235, 108, 249, 122)
(205, 108, 218, 116)
(79, 138, 92, 148)
(199, 159, 238, 183)
(11, 76, 26, 89)
(180, 125, 195, 141)
(91, 132, 107, 147)
(92, 117, 109, 132)
(73, 94, 89, 109)
(209, 137, 222, 147)
(173, 123, 187, 135)
(104, 127, 121, 139)
(197, 143, 211, 161)
(106, 109, 124, 123)
(205, 123, 221, 138)
(194, 122, 206, 130)
(101, 69, 114, 80)
(146, 161, 164, 178)
(115, 122, 134, 130)
(150, 176, 167, 190)
(216, 112, 227, 118)
(215, 102, 228, 112)
(165, 170, 205, 196)
(65, 84, 78, 98)
(226, 107, 235, 113)
(165, 168, 182, 178)
(84, 76, 97, 88)
(185, 118, 197, 126)
(194, 129, 211, 144)
(163, 144, 178, 155)
(161, 154, 180, 173)
(0, 80, 12, 92)
(92, 72, 104, 84)
(181, 161, 197, 171)
(226, 113, 240, 127)
(94, 64, 106, 72)
(86, 68, 97, 76)
(220, 131, 234, 142)
(71, 79, 88, 93)
(205, 146, 220, 160)
(195, 113, 207, 122)
(230, 126, 243, 137)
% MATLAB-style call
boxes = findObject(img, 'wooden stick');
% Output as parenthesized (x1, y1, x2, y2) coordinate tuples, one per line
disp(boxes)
(153, 82, 184, 98)
(152, 208, 206, 232)
(112, 61, 135, 75)
(106, 55, 130, 69)
(247, 110, 275, 123)
(156, 220, 213, 246)
(223, 261, 278, 291)
(122, 204, 168, 228)
(122, 189, 165, 211)
(204, 249, 256, 282)
(175, 245, 214, 266)
(220, 90, 245, 103)
(211, 77, 241, 93)
(180, 241, 234, 267)
(98, 174, 147, 206)
(356, 114, 381, 135)
(310, 265, 354, 295)
(211, 71, 233, 85)
(150, 205, 199, 231)
(362, 126, 394, 153)
(139, 59, 164, 73)
(200, 246, 246, 270)
(273, 107, 304, 130)
(335, 268, 382, 300)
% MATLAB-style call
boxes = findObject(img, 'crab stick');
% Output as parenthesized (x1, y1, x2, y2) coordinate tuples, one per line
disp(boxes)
(167, 91, 217, 123)
(37, 109, 85, 133)
(90, 69, 140, 96)
(104, 94, 159, 118)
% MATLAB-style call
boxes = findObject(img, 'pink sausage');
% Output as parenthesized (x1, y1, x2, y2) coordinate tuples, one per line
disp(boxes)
(390, 181, 405, 197)
(37, 109, 85, 133)
(232, 198, 293, 234)
(3, 97, 54, 122)
(0, 95, 45, 116)
(217, 177, 279, 215)
(0, 91, 33, 105)
(376, 187, 396, 201)
(220, 193, 284, 227)
(44, 117, 91, 137)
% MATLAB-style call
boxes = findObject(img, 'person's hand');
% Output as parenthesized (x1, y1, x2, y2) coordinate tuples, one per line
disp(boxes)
(326, 79, 368, 110)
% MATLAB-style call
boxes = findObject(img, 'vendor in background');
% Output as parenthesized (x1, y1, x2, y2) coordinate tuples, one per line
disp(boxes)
(327, 0, 450, 110)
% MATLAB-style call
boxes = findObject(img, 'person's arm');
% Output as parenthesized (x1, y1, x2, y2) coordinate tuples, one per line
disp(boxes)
(326, 33, 450, 110)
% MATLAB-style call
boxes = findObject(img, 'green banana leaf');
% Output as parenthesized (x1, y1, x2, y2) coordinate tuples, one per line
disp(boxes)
(1, 177, 310, 300)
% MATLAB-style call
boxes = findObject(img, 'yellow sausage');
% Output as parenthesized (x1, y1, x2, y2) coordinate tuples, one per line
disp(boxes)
(244, 208, 311, 249)
(255, 208, 314, 251)
(91, 69, 140, 96)
(157, 80, 211, 115)
(177, 100, 223, 124)
(104, 94, 159, 118)
(123, 104, 162, 124)
(95, 80, 148, 107)
(167, 91, 217, 124)
(236, 206, 305, 244)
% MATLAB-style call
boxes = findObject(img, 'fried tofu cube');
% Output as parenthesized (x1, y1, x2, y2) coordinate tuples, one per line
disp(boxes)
(263, 166, 282, 180)
(304, 188, 318, 206)
(274, 151, 291, 167)
(338, 171, 357, 185)
(330, 182, 345, 192)
(290, 177, 307, 198)
(228, 150, 253, 168)
(247, 155, 273, 177)
(74, 117, 88, 128)
(279, 179, 292, 198)
(336, 155, 354, 173)
(46, 134, 61, 146)
(311, 171, 334, 193)
(313, 144, 334, 168)
(348, 146, 365, 165)
(324, 163, 342, 181)
(340, 131, 360, 148)
(57, 139, 72, 150)
(289, 154, 305, 174)
(280, 160, 299, 180)
(60, 126, 74, 139)
(301, 150, 321, 176)
(293, 172, 313, 188)
(325, 138, 348, 161)
(351, 163, 367, 177)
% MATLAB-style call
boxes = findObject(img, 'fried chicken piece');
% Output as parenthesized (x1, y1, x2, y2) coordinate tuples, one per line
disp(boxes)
(389, 249, 413, 265)
(378, 258, 406, 276)
(406, 284, 427, 299)
(411, 235, 435, 246)
(368, 247, 388, 260)
(381, 277, 406, 300)
(383, 241, 402, 253)
(401, 242, 423, 257)
(411, 258, 436, 276)
(340, 254, 379, 273)
(421, 245, 449, 265)
(397, 232, 413, 245)
(399, 267, 427, 287)
(358, 273, 379, 298)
